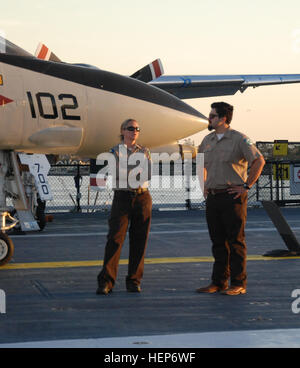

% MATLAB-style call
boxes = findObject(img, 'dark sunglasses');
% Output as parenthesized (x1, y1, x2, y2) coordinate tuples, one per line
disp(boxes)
(126, 126, 140, 132)
(208, 114, 219, 119)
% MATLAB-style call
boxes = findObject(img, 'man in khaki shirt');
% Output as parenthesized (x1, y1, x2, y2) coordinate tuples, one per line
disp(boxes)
(197, 102, 265, 295)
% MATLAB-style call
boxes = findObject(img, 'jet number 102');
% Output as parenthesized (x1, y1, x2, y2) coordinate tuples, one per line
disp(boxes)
(26, 92, 80, 120)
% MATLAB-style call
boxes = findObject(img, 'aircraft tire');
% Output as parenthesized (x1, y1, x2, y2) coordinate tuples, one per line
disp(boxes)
(0, 232, 14, 266)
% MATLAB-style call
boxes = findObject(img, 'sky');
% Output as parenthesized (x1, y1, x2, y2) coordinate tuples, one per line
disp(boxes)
(1, 0, 300, 145)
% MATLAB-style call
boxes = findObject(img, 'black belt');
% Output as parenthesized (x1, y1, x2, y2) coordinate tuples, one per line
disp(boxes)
(115, 188, 148, 195)
(208, 188, 230, 195)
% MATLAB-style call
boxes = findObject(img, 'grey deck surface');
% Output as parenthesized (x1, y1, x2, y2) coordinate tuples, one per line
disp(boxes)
(0, 207, 300, 347)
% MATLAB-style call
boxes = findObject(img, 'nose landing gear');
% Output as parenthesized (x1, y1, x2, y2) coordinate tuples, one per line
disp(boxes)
(0, 232, 14, 266)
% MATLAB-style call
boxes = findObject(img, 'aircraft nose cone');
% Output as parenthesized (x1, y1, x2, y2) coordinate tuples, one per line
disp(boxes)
(119, 75, 207, 121)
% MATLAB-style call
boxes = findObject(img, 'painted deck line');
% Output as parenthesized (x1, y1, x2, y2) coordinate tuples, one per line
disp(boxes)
(1, 254, 299, 270)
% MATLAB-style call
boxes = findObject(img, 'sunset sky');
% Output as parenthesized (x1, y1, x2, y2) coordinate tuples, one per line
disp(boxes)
(1, 0, 300, 145)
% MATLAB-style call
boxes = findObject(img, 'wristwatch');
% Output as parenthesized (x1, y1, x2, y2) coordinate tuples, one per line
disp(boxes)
(243, 183, 250, 190)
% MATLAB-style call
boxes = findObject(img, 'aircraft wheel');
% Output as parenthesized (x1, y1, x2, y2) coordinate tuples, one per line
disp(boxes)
(0, 232, 14, 266)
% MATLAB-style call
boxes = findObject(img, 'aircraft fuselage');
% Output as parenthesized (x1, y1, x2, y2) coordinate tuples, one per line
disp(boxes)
(0, 54, 207, 157)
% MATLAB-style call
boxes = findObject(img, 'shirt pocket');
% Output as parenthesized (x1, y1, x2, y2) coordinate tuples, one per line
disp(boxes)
(219, 148, 233, 162)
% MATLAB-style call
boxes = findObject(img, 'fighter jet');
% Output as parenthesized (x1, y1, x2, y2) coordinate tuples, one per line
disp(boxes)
(1, 37, 300, 265)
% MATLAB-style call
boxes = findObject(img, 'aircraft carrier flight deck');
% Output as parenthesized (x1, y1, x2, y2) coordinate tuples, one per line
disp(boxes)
(0, 208, 300, 348)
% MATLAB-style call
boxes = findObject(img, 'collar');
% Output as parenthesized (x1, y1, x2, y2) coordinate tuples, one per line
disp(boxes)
(120, 143, 140, 152)
(211, 127, 231, 140)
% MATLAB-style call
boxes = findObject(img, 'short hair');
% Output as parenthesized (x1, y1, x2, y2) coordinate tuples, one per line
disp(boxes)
(211, 102, 234, 125)
(120, 118, 137, 141)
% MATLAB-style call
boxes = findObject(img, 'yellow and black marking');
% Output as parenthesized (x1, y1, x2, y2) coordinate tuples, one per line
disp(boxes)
(0, 74, 3, 85)
(0, 255, 299, 270)
(272, 163, 290, 180)
(273, 140, 288, 156)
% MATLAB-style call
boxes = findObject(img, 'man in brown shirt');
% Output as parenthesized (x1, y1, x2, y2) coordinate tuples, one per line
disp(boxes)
(197, 102, 265, 295)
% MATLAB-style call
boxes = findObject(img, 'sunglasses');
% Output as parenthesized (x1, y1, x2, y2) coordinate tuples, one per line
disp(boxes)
(125, 126, 140, 132)
(208, 114, 219, 119)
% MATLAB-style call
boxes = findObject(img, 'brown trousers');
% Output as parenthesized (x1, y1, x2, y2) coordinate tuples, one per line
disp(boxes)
(97, 190, 152, 289)
(205, 192, 248, 288)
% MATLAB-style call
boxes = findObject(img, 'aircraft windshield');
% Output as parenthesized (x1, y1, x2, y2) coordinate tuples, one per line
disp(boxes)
(0, 38, 32, 57)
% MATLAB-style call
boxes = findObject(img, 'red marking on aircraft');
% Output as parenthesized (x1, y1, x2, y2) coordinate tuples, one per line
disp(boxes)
(152, 59, 163, 78)
(37, 44, 49, 60)
(0, 95, 13, 105)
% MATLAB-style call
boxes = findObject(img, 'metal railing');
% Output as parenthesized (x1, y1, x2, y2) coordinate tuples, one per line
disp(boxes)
(44, 161, 300, 213)
(255, 160, 300, 206)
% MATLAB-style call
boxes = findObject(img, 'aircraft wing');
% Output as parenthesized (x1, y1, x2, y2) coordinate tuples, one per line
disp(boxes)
(149, 74, 300, 99)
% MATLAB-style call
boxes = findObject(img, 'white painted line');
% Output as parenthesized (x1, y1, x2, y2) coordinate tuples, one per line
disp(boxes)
(1, 328, 300, 348)
(9, 226, 300, 239)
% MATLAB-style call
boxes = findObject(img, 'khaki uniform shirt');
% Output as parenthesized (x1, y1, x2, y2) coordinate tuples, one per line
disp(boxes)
(198, 128, 262, 189)
(110, 143, 152, 190)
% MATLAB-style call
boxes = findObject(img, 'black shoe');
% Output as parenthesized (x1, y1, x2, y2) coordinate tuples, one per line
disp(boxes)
(126, 284, 141, 293)
(96, 284, 112, 295)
